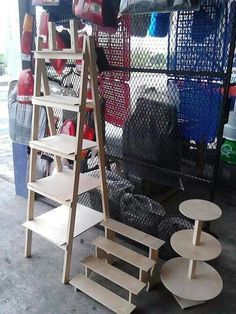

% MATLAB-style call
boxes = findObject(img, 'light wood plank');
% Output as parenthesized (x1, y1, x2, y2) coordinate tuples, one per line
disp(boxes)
(32, 95, 94, 111)
(101, 218, 164, 250)
(48, 22, 57, 50)
(23, 204, 103, 247)
(70, 274, 136, 314)
(30, 134, 97, 160)
(170, 230, 222, 261)
(87, 36, 110, 222)
(62, 37, 90, 284)
(160, 257, 223, 302)
(34, 50, 84, 60)
(179, 199, 222, 221)
(188, 260, 197, 279)
(91, 236, 155, 272)
(81, 256, 146, 295)
(24, 36, 43, 258)
(173, 295, 205, 309)
(27, 170, 100, 204)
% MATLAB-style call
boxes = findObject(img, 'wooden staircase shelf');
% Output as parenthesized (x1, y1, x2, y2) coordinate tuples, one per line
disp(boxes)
(81, 256, 146, 295)
(101, 218, 164, 250)
(91, 236, 155, 272)
(70, 274, 136, 314)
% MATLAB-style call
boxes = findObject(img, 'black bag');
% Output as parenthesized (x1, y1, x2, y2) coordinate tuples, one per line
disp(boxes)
(120, 193, 165, 235)
(122, 88, 182, 188)
(78, 170, 135, 220)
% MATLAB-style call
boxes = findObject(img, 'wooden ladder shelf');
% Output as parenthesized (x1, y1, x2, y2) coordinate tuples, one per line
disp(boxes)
(23, 19, 165, 314)
(23, 20, 109, 284)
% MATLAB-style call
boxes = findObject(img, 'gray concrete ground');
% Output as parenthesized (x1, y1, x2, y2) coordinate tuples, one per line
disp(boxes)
(0, 177, 236, 314)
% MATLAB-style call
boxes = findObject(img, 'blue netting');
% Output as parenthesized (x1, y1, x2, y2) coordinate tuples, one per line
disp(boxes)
(168, 0, 228, 73)
(170, 78, 222, 143)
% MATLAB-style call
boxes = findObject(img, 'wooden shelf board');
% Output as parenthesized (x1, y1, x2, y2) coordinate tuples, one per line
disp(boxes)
(160, 257, 223, 302)
(28, 170, 100, 204)
(70, 274, 136, 314)
(23, 204, 103, 247)
(91, 236, 155, 272)
(34, 50, 84, 60)
(173, 295, 205, 309)
(101, 218, 164, 250)
(32, 95, 94, 112)
(179, 199, 222, 221)
(81, 256, 146, 295)
(30, 134, 97, 160)
(171, 230, 221, 261)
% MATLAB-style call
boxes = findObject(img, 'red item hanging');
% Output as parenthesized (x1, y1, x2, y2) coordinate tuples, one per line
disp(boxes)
(83, 122, 95, 140)
(73, 0, 118, 28)
(50, 32, 67, 75)
(17, 69, 34, 105)
(60, 120, 76, 136)
(21, 14, 34, 61)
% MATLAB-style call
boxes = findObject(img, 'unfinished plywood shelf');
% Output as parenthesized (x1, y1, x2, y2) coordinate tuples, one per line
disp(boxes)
(91, 236, 155, 272)
(70, 274, 136, 314)
(23, 204, 103, 248)
(32, 95, 94, 112)
(171, 230, 222, 261)
(30, 134, 97, 160)
(161, 257, 223, 302)
(101, 218, 164, 250)
(161, 199, 223, 309)
(81, 256, 146, 296)
(34, 50, 84, 60)
(28, 170, 100, 204)
(179, 199, 222, 221)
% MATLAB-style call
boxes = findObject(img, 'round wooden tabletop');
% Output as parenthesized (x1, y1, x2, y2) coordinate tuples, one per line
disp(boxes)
(160, 257, 223, 301)
(179, 199, 222, 221)
(170, 230, 222, 261)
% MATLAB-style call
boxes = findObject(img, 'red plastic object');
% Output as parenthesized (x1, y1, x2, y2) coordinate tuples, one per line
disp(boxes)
(17, 69, 34, 104)
(99, 77, 130, 127)
(60, 120, 76, 136)
(83, 122, 95, 140)
(21, 14, 34, 61)
(93, 16, 131, 81)
(74, 0, 103, 26)
(50, 32, 67, 75)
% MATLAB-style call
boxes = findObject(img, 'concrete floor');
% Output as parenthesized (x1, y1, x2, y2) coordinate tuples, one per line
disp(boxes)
(0, 177, 236, 314)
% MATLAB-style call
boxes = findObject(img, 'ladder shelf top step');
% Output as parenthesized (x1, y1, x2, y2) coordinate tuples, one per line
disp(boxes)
(70, 274, 136, 314)
(23, 204, 103, 248)
(101, 218, 164, 251)
(91, 236, 155, 272)
(27, 170, 100, 204)
(81, 256, 146, 295)
(30, 134, 97, 161)
(32, 95, 94, 112)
